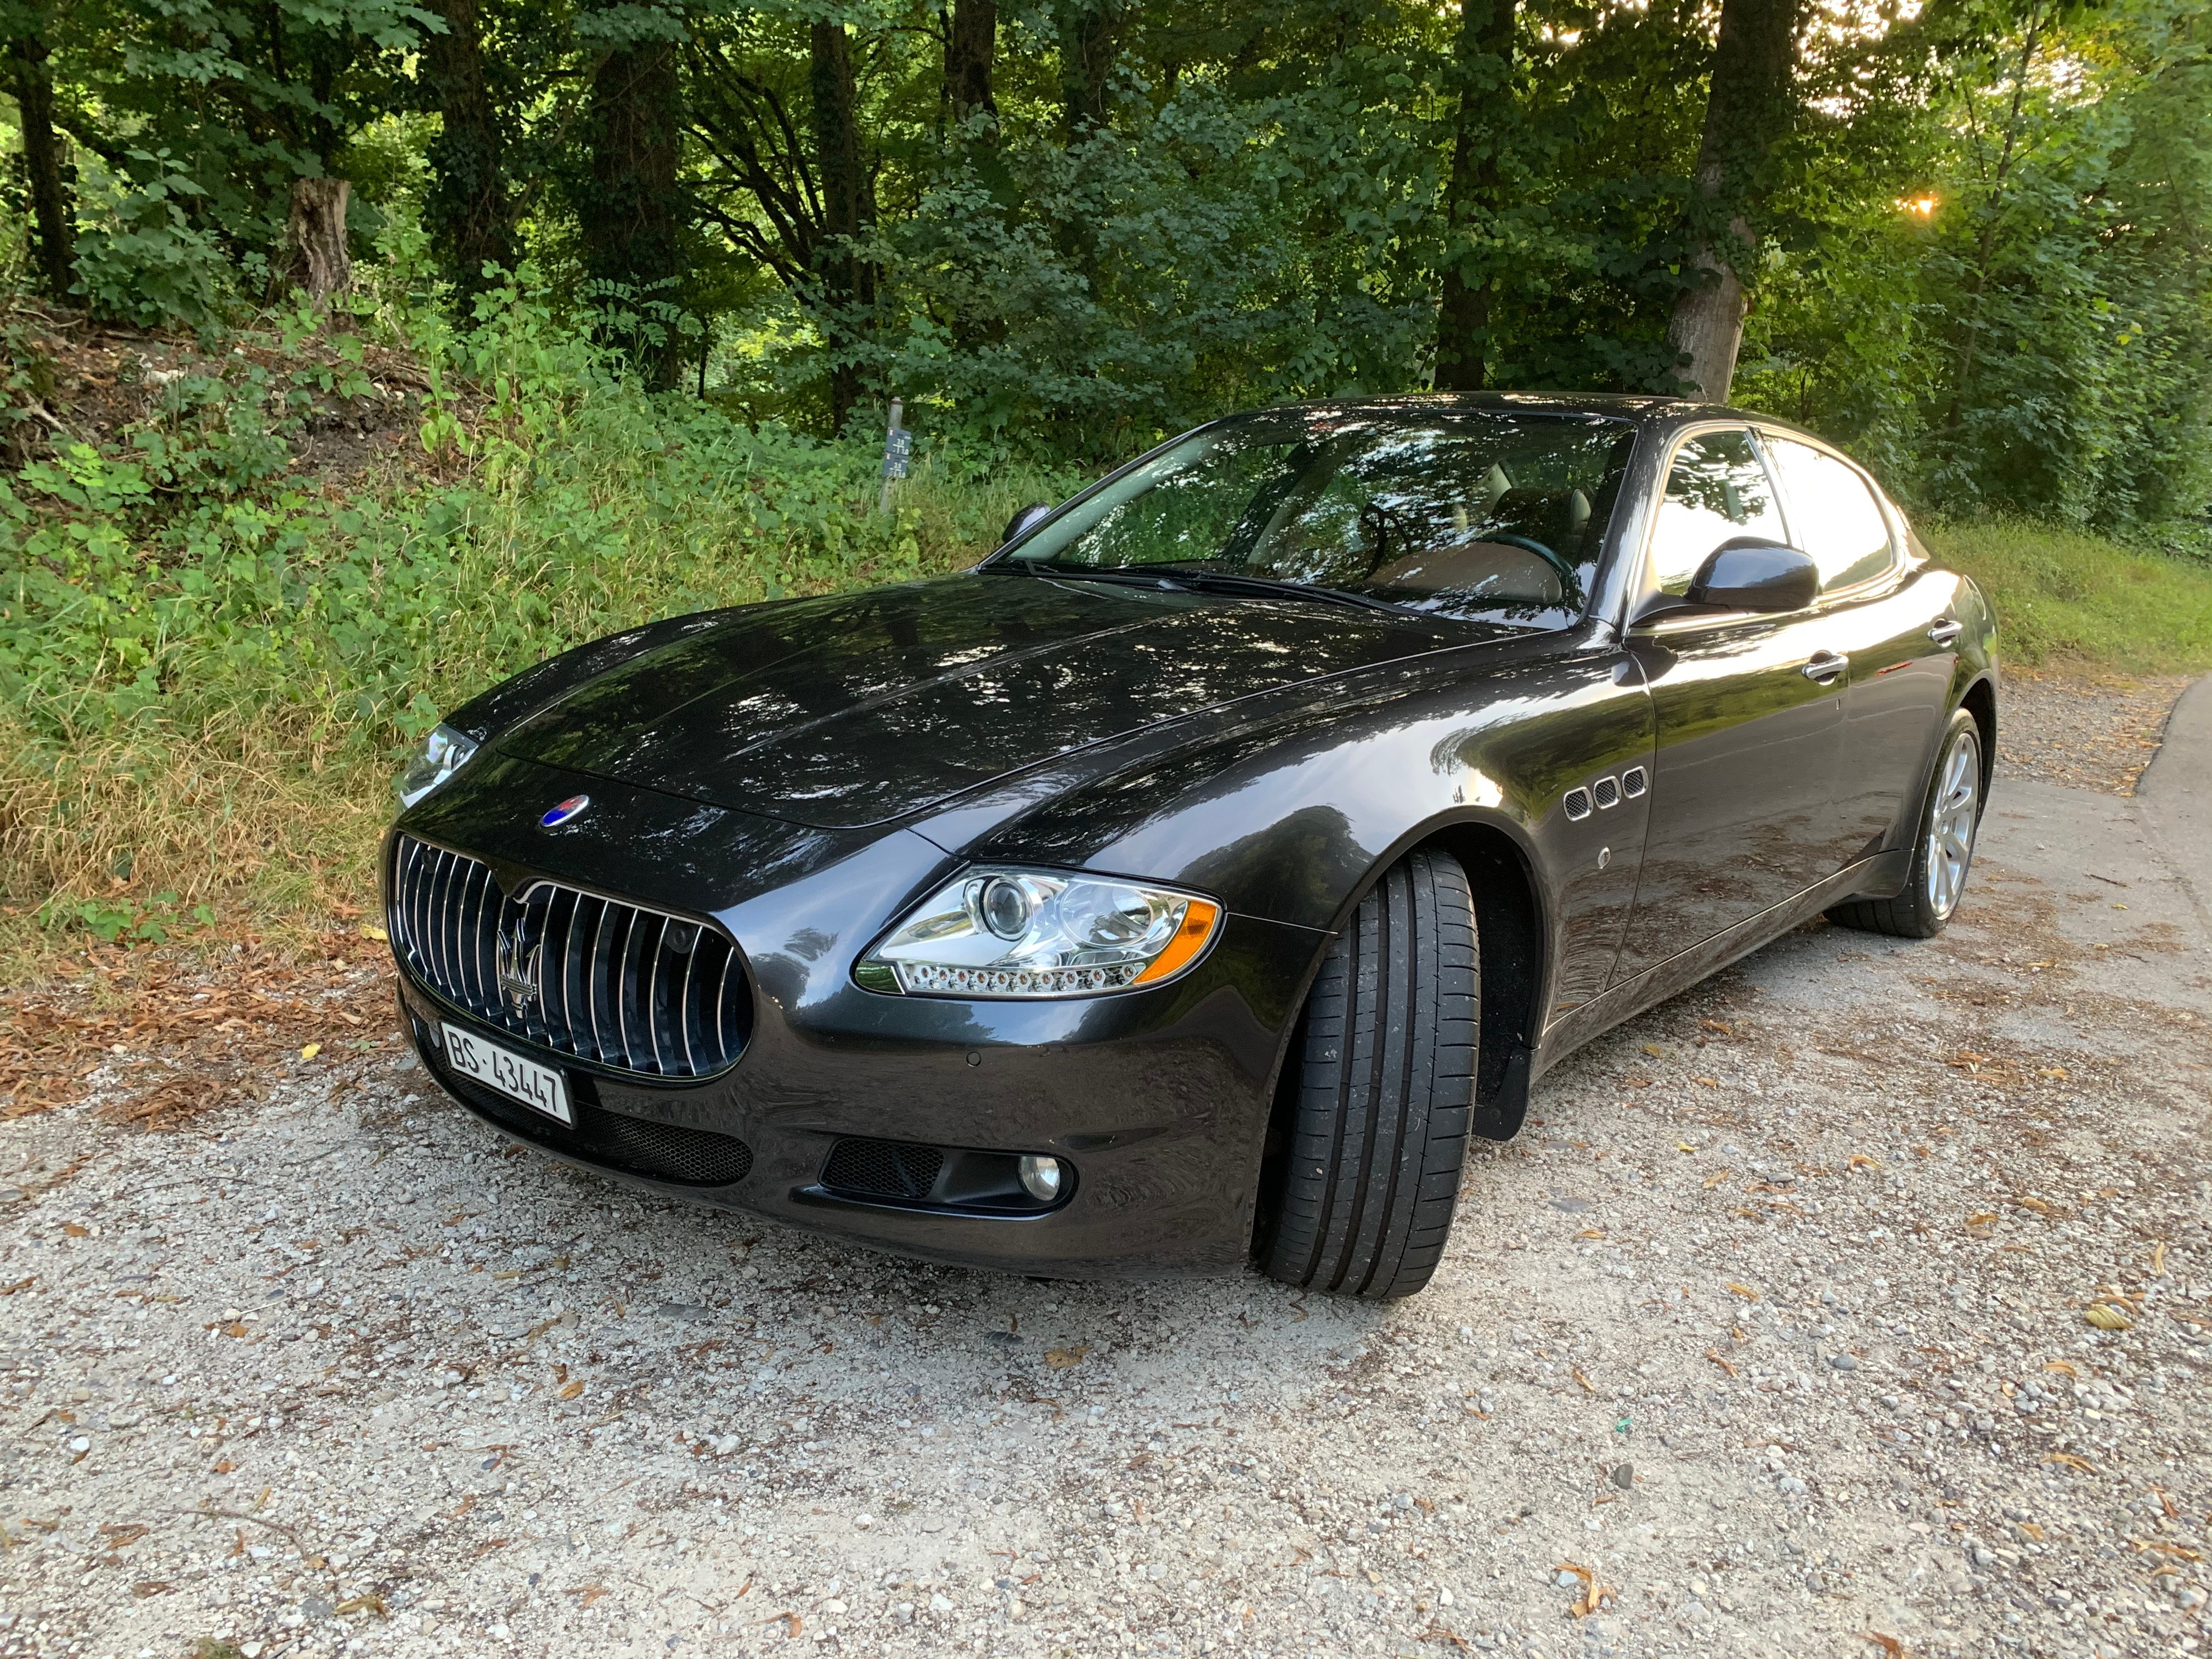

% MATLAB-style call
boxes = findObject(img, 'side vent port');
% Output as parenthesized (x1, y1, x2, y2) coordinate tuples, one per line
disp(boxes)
(1592, 776, 1621, 810)
(1562, 787, 1594, 822)
(1622, 766, 1649, 798)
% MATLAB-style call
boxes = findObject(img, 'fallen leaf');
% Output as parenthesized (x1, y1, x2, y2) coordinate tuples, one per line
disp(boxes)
(574, 1585, 607, 1609)
(782, 1613, 802, 1637)
(1571, 1367, 1598, 1395)
(300, 1043, 320, 1060)
(558, 1380, 585, 1400)
(2042, 1361, 2079, 1377)
(1847, 1154, 1881, 1170)
(2046, 1453, 2098, 1474)
(359, 924, 390, 942)
(1702, 1168, 1733, 1188)
(1705, 1348, 1737, 1378)
(1641, 1044, 1665, 1057)
(1044, 1343, 1091, 1370)
(335, 1593, 389, 1618)
(1966, 1212, 1999, 1229)
(2085, 1304, 2134, 1331)
(1675, 1141, 1696, 1154)
(1576, 1227, 1605, 1240)
(129, 1581, 172, 1598)
(1553, 1560, 1612, 1617)
(2017, 1521, 2046, 1540)
(1725, 1282, 1760, 1302)
(1862, 1635, 1903, 1658)
(1691, 1076, 1719, 1088)
(211, 1459, 235, 1474)
(2150, 1241, 2168, 1278)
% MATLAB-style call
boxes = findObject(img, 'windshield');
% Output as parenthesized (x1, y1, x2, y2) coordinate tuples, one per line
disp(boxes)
(995, 407, 1636, 625)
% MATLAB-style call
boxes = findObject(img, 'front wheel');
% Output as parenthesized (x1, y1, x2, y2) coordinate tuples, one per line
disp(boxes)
(1259, 848, 1476, 1300)
(1827, 708, 1984, 939)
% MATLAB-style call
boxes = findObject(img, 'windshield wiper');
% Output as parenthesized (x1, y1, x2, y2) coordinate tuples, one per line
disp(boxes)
(993, 560, 1412, 617)
(1146, 567, 1412, 617)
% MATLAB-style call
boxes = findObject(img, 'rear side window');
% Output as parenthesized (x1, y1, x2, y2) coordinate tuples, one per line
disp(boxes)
(1647, 428, 1789, 596)
(1764, 437, 1896, 594)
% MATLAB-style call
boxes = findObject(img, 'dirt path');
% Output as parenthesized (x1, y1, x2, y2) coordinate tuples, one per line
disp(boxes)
(4, 697, 2209, 1659)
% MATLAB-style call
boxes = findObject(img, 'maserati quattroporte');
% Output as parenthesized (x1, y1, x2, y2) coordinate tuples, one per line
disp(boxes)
(385, 394, 1996, 1298)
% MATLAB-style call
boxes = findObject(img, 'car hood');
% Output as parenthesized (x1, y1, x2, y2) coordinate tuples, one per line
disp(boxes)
(495, 573, 1482, 828)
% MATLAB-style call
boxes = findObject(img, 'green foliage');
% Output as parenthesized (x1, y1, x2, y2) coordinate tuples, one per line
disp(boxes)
(68, 152, 236, 332)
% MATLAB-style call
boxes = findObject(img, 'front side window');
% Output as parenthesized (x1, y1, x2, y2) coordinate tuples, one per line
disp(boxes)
(1647, 429, 1790, 597)
(997, 408, 1637, 625)
(1764, 437, 1896, 594)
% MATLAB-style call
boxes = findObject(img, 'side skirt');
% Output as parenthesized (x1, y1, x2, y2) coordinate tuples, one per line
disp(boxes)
(1532, 849, 1911, 1085)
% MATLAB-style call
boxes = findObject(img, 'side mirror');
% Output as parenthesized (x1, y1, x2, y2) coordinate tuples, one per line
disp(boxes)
(1001, 503, 1053, 548)
(1685, 541, 1818, 613)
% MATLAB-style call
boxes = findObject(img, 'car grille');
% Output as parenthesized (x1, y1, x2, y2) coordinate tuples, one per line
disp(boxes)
(436, 1063, 754, 1186)
(821, 1138, 946, 1200)
(391, 835, 750, 1079)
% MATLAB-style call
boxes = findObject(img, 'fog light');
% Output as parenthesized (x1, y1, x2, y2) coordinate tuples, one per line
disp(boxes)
(1018, 1155, 1063, 1204)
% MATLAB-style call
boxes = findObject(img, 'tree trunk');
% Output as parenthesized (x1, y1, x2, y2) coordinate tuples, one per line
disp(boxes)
(1433, 0, 1517, 392)
(422, 0, 515, 308)
(1664, 0, 1800, 402)
(583, 31, 686, 390)
(945, 0, 997, 134)
(287, 178, 353, 312)
(1057, 0, 1118, 140)
(8, 31, 75, 303)
(811, 20, 872, 428)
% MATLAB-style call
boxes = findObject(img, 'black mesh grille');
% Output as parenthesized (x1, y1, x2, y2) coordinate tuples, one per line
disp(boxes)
(1622, 765, 1649, 798)
(821, 1138, 945, 1199)
(1593, 775, 1621, 809)
(391, 836, 749, 1079)
(435, 1056, 753, 1187)
(1562, 787, 1593, 821)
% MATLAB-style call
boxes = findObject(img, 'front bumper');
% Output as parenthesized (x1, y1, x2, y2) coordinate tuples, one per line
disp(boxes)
(386, 757, 1323, 1278)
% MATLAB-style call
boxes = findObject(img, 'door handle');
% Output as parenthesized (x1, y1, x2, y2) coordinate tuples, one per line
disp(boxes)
(1927, 619, 1963, 647)
(1802, 651, 1848, 685)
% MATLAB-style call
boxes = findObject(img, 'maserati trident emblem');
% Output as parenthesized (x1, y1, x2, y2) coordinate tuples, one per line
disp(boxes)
(495, 918, 543, 1013)
(541, 794, 591, 828)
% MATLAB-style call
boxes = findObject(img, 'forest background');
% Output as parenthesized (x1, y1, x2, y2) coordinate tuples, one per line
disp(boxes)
(1, 0, 2209, 956)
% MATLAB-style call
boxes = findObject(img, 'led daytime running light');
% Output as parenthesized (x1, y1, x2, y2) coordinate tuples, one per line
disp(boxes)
(861, 868, 1221, 1000)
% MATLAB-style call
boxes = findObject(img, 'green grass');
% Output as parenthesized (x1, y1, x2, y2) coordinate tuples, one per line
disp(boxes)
(1924, 518, 2212, 674)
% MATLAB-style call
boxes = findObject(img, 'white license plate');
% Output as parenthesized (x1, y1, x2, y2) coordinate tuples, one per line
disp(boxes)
(441, 1023, 572, 1126)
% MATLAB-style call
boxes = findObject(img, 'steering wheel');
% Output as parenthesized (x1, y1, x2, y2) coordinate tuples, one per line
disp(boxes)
(1479, 532, 1581, 591)
(1358, 500, 1396, 570)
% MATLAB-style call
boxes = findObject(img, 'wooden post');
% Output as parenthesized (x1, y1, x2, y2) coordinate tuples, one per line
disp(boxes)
(879, 398, 907, 515)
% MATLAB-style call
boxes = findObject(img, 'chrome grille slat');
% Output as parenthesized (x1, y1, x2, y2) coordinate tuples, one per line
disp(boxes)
(388, 835, 748, 1079)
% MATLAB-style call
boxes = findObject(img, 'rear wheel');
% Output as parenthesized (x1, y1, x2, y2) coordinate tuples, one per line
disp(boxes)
(1259, 848, 1476, 1300)
(1827, 708, 1984, 939)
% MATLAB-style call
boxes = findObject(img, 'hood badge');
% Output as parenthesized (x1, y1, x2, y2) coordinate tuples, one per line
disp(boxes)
(495, 919, 543, 1012)
(541, 794, 590, 828)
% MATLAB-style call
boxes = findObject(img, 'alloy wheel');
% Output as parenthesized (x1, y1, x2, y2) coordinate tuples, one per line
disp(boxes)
(1923, 729, 1981, 920)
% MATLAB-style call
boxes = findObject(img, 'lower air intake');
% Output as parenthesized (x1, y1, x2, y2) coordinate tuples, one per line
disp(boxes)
(438, 1062, 753, 1187)
(821, 1138, 947, 1200)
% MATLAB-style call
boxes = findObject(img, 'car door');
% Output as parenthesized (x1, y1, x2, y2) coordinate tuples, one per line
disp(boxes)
(1760, 433, 1957, 861)
(1610, 426, 1855, 985)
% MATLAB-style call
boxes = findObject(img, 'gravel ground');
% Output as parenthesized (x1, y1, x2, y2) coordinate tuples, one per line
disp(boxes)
(1995, 671, 2194, 797)
(5, 785, 2210, 1659)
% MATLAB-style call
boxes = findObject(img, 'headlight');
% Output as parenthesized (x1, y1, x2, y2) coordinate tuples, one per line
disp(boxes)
(394, 723, 479, 808)
(856, 867, 1221, 998)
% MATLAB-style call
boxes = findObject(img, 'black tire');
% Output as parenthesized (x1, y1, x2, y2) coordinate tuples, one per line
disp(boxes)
(1260, 848, 1477, 1300)
(1826, 708, 1985, 939)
